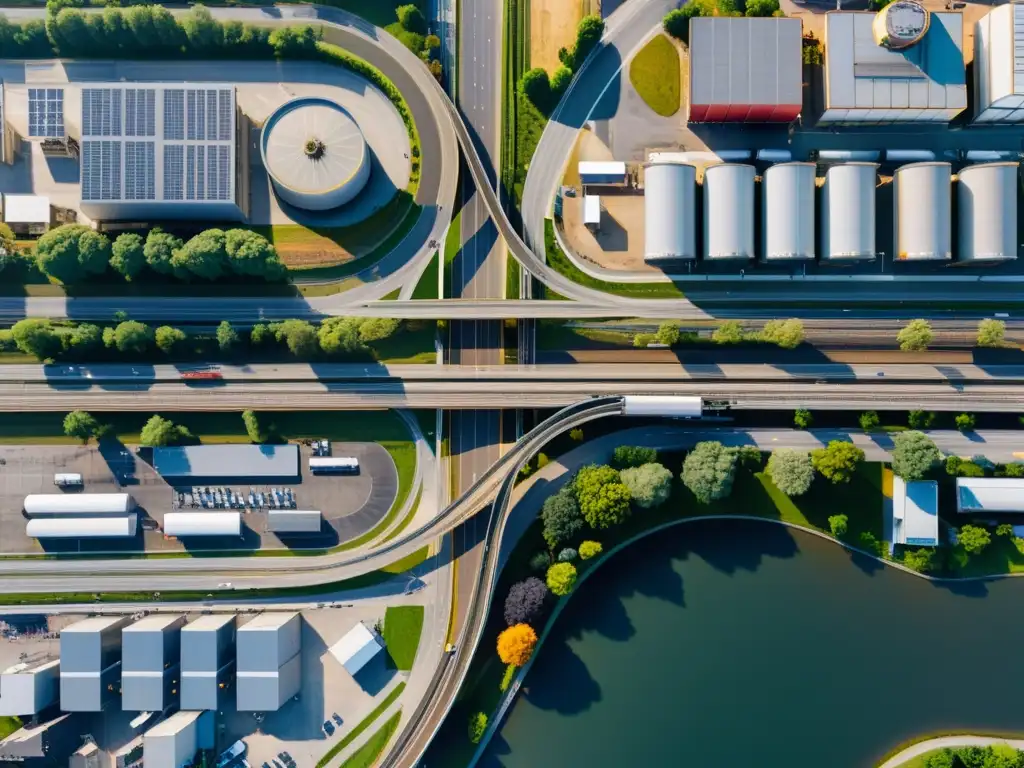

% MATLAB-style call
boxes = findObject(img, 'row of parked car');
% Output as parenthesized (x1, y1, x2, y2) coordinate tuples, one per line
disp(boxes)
(174, 487, 298, 510)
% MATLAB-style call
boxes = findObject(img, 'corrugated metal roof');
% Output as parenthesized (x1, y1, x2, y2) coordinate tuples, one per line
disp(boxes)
(27, 516, 137, 538)
(163, 512, 241, 537)
(956, 477, 1024, 512)
(153, 444, 299, 479)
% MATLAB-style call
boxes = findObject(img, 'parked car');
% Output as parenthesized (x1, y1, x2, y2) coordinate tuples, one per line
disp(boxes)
(323, 720, 334, 735)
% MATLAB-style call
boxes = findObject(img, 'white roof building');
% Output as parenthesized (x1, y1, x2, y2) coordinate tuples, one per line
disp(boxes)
(24, 493, 134, 517)
(0, 660, 59, 717)
(893, 162, 951, 261)
(956, 477, 1024, 513)
(27, 516, 138, 539)
(957, 163, 1017, 263)
(643, 159, 696, 262)
(163, 512, 241, 537)
(583, 195, 600, 226)
(892, 476, 938, 547)
(2, 194, 50, 225)
(329, 623, 384, 677)
(974, 4, 1024, 123)
(821, 163, 877, 260)
(762, 162, 815, 261)
(703, 164, 755, 260)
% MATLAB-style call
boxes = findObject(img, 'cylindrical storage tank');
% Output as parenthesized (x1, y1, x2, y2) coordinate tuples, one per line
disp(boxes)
(762, 162, 816, 261)
(643, 160, 696, 261)
(703, 163, 755, 260)
(821, 163, 877, 261)
(817, 150, 881, 163)
(894, 162, 952, 261)
(260, 97, 371, 211)
(957, 163, 1018, 263)
(24, 493, 134, 517)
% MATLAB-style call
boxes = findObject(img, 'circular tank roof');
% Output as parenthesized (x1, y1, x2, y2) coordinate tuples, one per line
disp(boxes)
(874, 0, 929, 50)
(261, 97, 368, 196)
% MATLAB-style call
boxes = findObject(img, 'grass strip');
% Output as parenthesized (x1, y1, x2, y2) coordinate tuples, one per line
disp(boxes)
(0, 716, 22, 740)
(317, 683, 407, 768)
(338, 710, 402, 768)
(411, 251, 440, 300)
(443, 210, 464, 299)
(382, 605, 425, 670)
(628, 34, 680, 117)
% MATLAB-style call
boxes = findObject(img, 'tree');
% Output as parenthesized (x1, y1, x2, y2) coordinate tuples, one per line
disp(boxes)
(77, 231, 111, 276)
(318, 317, 364, 356)
(955, 413, 976, 432)
(503, 577, 548, 626)
(396, 3, 427, 34)
(908, 410, 935, 430)
(550, 65, 573, 96)
(902, 547, 936, 573)
(139, 415, 188, 447)
(272, 319, 318, 357)
(172, 229, 228, 280)
(655, 322, 680, 346)
(155, 325, 187, 354)
(428, 58, 443, 79)
(923, 749, 956, 768)
(558, 547, 578, 562)
(110, 232, 145, 281)
(996, 523, 1014, 538)
(0, 223, 15, 257)
(998, 462, 1024, 478)
(811, 441, 865, 484)
(497, 624, 537, 666)
(34, 224, 91, 283)
(180, 5, 222, 53)
(663, 8, 690, 41)
(958, 524, 992, 556)
(977, 318, 1006, 348)
(11, 318, 63, 360)
(564, 14, 604, 71)
(63, 410, 99, 441)
(859, 410, 880, 431)
(112, 320, 152, 355)
(242, 409, 264, 443)
(760, 318, 803, 349)
(897, 319, 933, 351)
(250, 323, 271, 346)
(468, 712, 488, 745)
(217, 320, 239, 353)
(793, 409, 812, 429)
(574, 464, 631, 529)
(612, 445, 657, 470)
(746, 0, 781, 15)
(579, 540, 602, 560)
(620, 462, 672, 509)
(633, 333, 655, 348)
(546, 562, 577, 596)
(766, 449, 814, 496)
(957, 461, 985, 478)
(519, 67, 552, 111)
(890, 431, 941, 480)
(144, 229, 182, 275)
(67, 323, 102, 356)
(828, 514, 848, 538)
(569, 428, 584, 442)
(802, 34, 823, 65)
(268, 25, 318, 57)
(681, 441, 737, 504)
(223, 228, 284, 280)
(541, 486, 584, 550)
(529, 551, 551, 572)
(712, 320, 744, 344)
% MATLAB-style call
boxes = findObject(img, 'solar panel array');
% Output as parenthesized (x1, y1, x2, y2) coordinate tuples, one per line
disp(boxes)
(81, 140, 122, 201)
(28, 88, 64, 138)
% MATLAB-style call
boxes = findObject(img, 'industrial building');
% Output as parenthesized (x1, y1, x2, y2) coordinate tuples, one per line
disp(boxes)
(0, 659, 60, 717)
(821, 6, 967, 124)
(578, 161, 628, 187)
(956, 163, 1017, 263)
(956, 477, 1024, 513)
(583, 195, 601, 231)
(121, 615, 185, 712)
(260, 96, 370, 211)
(24, 493, 135, 516)
(236, 613, 301, 712)
(163, 512, 242, 538)
(974, 4, 1024, 123)
(78, 83, 242, 222)
(703, 163, 754, 260)
(143, 710, 214, 768)
(60, 616, 130, 712)
(267, 509, 323, 534)
(820, 163, 877, 261)
(27, 516, 138, 539)
(643, 159, 696, 262)
(329, 623, 384, 677)
(762, 162, 815, 261)
(180, 614, 236, 711)
(1, 194, 52, 235)
(0, 713, 75, 762)
(687, 17, 801, 123)
(893, 162, 951, 261)
(892, 476, 938, 547)
(153, 444, 300, 481)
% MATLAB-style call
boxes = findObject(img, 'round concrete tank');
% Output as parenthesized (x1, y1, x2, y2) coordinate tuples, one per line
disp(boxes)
(260, 97, 370, 211)
(895, 162, 951, 261)
(873, 0, 929, 50)
(762, 162, 816, 261)
(643, 160, 697, 261)
(703, 163, 755, 260)
(821, 163, 877, 261)
(957, 162, 1018, 263)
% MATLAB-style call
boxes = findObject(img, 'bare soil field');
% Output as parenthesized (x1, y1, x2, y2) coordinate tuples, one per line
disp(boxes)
(531, 0, 583, 73)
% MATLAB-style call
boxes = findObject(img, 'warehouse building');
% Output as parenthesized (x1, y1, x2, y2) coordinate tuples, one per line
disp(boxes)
(329, 623, 383, 677)
(957, 163, 1018, 263)
(121, 615, 185, 712)
(578, 161, 628, 187)
(0, 714, 75, 762)
(974, 4, 1024, 123)
(180, 614, 236, 711)
(27, 516, 138, 539)
(153, 444, 300, 481)
(762, 162, 815, 261)
(821, 163, 877, 261)
(643, 159, 696, 262)
(60, 616, 130, 712)
(687, 17, 802, 123)
(236, 613, 301, 712)
(163, 512, 242, 538)
(143, 710, 214, 768)
(956, 477, 1024, 513)
(894, 162, 951, 261)
(268, 509, 323, 534)
(78, 84, 242, 222)
(0, 659, 60, 717)
(821, 6, 967, 124)
(703, 163, 754, 260)
(24, 493, 135, 517)
(892, 476, 938, 547)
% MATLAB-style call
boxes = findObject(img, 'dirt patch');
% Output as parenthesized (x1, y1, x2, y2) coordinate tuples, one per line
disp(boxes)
(531, 0, 583, 74)
(277, 242, 357, 269)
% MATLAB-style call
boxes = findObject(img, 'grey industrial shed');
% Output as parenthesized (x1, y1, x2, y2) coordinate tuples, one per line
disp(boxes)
(180, 614, 236, 711)
(153, 444, 300, 480)
(121, 615, 185, 712)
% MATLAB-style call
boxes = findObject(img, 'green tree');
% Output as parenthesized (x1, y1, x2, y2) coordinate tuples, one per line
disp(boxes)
(144, 229, 182, 275)
(976, 318, 1006, 348)
(272, 319, 318, 357)
(574, 464, 631, 529)
(34, 224, 90, 283)
(0, 222, 15, 257)
(77, 230, 111, 275)
(569, 428, 584, 442)
(139, 415, 187, 447)
(662, 1, 713, 43)
(712, 320, 744, 344)
(908, 410, 935, 430)
(154, 325, 187, 354)
(765, 449, 814, 496)
(242, 409, 264, 443)
(546, 562, 577, 596)
(955, 413, 976, 432)
(357, 317, 402, 343)
(396, 3, 427, 34)
(612, 445, 657, 470)
(318, 317, 364, 355)
(63, 410, 99, 441)
(268, 25, 318, 58)
(828, 514, 848, 538)
(112, 320, 152, 355)
(110, 232, 145, 281)
(519, 67, 552, 111)
(890, 431, 941, 480)
(923, 749, 956, 768)
(859, 411, 880, 431)
(902, 547, 936, 573)
(996, 523, 1014, 538)
(811, 441, 865, 484)
(681, 441, 737, 504)
(216, 320, 239, 353)
(760, 318, 803, 349)
(957, 461, 985, 478)
(563, 14, 604, 71)
(802, 34, 823, 65)
(998, 462, 1024, 478)
(579, 540, 602, 560)
(745, 0, 781, 15)
(468, 712, 488, 745)
(67, 323, 102, 356)
(793, 409, 813, 429)
(550, 65, 573, 96)
(223, 228, 284, 280)
(620, 463, 672, 509)
(180, 5, 222, 53)
(541, 486, 583, 550)
(250, 323, 271, 346)
(633, 332, 655, 348)
(655, 322, 681, 346)
(958, 524, 992, 556)
(897, 319, 933, 351)
(11, 318, 63, 360)
(172, 229, 227, 280)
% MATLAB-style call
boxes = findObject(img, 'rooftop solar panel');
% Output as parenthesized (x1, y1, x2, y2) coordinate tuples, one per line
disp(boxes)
(28, 88, 64, 138)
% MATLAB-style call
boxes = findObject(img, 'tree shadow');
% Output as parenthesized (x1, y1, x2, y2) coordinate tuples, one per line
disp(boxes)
(520, 636, 601, 716)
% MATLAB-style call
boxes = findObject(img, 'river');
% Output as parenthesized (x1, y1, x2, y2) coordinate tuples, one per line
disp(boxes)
(480, 519, 1024, 768)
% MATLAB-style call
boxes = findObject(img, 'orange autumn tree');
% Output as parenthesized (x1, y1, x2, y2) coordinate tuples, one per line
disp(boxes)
(497, 623, 538, 666)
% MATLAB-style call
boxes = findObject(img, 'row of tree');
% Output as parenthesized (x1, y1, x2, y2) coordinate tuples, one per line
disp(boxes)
(663, 0, 782, 45)
(64, 409, 268, 446)
(389, 3, 443, 80)
(518, 15, 605, 115)
(923, 744, 1024, 768)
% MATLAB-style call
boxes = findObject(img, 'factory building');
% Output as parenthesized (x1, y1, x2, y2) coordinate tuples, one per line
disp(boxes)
(180, 614, 236, 711)
(761, 162, 815, 262)
(143, 710, 214, 768)
(268, 509, 323, 534)
(687, 17, 802, 123)
(78, 84, 242, 222)
(153, 444, 300, 481)
(893, 162, 951, 261)
(703, 163, 755, 260)
(642, 159, 696, 262)
(974, 5, 1024, 123)
(60, 616, 130, 712)
(956, 163, 1018, 263)
(820, 163, 877, 261)
(821, 5, 967, 124)
(121, 615, 185, 712)
(0, 659, 60, 717)
(163, 512, 242, 538)
(236, 613, 302, 712)
(329, 623, 384, 677)
(260, 97, 370, 211)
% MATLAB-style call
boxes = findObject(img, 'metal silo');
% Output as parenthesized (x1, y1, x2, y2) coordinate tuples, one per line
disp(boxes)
(821, 163, 877, 261)
(894, 162, 952, 261)
(957, 162, 1017, 263)
(703, 163, 755, 260)
(762, 162, 816, 261)
(643, 160, 697, 261)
